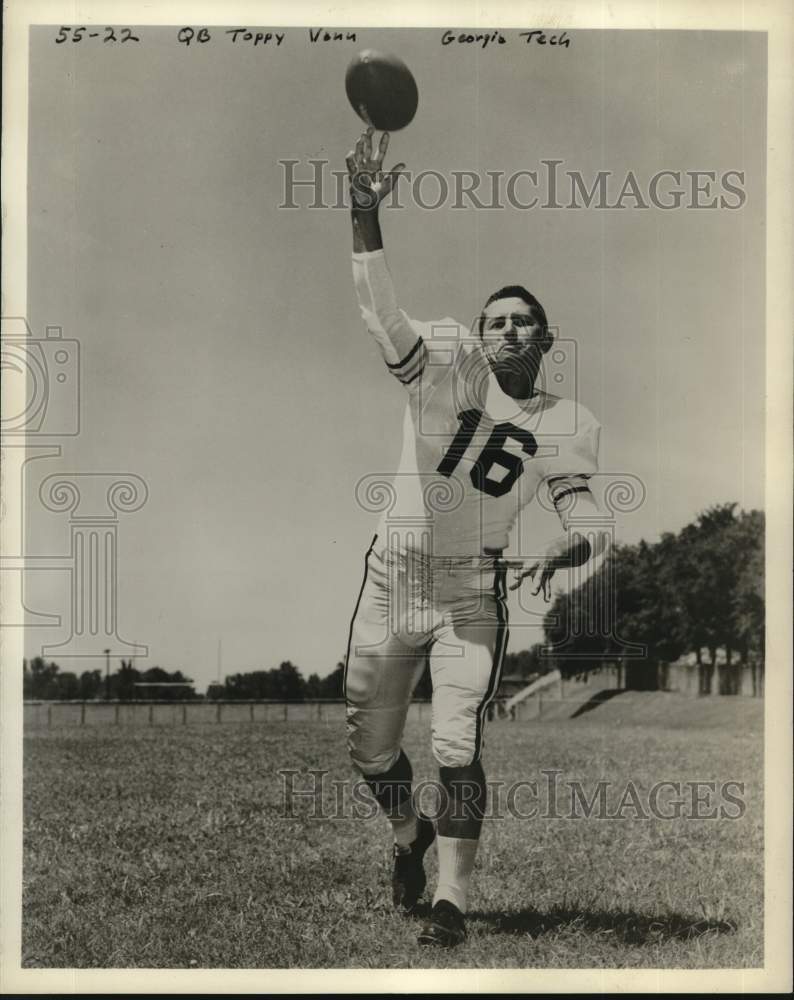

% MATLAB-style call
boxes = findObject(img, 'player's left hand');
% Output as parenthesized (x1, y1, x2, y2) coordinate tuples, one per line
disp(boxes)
(506, 537, 571, 602)
(507, 559, 556, 602)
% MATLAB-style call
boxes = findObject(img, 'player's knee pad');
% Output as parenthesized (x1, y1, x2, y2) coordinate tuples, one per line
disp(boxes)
(345, 686, 401, 776)
(431, 732, 478, 770)
(347, 740, 402, 778)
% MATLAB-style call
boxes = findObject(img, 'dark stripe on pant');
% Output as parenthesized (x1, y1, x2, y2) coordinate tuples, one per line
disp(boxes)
(343, 533, 378, 701)
(473, 565, 509, 760)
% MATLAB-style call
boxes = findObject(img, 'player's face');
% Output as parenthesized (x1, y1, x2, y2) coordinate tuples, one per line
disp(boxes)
(479, 297, 544, 376)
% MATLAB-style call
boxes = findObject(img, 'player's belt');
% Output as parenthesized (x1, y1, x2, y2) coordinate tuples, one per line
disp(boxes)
(395, 552, 503, 570)
(439, 551, 505, 569)
(386, 542, 504, 569)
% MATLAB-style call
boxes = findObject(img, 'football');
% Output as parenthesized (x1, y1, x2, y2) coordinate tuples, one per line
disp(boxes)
(345, 49, 419, 131)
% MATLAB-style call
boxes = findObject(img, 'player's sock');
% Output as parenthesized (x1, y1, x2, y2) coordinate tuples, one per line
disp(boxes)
(389, 809, 419, 848)
(433, 835, 479, 914)
(433, 761, 486, 913)
(363, 749, 418, 847)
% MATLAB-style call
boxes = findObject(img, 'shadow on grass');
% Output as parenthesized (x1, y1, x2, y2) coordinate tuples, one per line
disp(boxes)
(467, 905, 736, 944)
(569, 688, 627, 719)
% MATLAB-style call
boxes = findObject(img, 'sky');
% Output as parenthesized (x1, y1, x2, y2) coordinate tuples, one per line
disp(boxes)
(21, 27, 765, 691)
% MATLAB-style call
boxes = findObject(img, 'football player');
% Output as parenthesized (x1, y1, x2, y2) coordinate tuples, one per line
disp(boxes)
(343, 128, 609, 947)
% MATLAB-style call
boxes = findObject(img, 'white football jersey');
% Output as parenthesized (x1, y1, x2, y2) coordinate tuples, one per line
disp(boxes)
(353, 250, 601, 556)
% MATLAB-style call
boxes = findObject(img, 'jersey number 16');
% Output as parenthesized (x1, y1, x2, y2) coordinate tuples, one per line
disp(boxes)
(436, 409, 537, 498)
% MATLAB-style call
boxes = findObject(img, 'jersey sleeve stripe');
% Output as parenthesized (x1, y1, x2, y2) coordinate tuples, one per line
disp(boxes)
(390, 341, 426, 385)
(551, 485, 592, 506)
(385, 336, 423, 370)
(547, 474, 592, 502)
(547, 473, 591, 488)
(400, 367, 423, 386)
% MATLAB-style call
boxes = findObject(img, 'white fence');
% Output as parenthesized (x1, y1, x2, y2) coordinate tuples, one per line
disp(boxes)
(24, 660, 763, 730)
(23, 698, 445, 729)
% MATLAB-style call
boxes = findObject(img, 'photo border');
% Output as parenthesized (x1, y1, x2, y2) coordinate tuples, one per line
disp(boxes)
(2, 0, 791, 993)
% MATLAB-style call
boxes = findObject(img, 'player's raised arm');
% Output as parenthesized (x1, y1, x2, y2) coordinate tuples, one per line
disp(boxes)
(346, 130, 425, 388)
(346, 127, 404, 251)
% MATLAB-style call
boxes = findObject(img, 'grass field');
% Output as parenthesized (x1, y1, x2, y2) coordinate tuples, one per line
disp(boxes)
(23, 692, 763, 969)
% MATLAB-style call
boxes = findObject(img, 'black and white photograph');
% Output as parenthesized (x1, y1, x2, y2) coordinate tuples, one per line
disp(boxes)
(1, 0, 791, 992)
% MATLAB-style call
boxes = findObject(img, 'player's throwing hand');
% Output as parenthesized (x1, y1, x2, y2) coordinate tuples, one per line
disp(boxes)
(346, 127, 405, 212)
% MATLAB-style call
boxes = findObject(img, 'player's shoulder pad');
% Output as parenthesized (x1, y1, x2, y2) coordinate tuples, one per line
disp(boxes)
(532, 393, 600, 433)
(409, 315, 470, 366)
(570, 399, 601, 433)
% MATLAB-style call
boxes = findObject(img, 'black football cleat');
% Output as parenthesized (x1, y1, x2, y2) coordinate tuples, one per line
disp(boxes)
(392, 814, 436, 914)
(417, 899, 466, 947)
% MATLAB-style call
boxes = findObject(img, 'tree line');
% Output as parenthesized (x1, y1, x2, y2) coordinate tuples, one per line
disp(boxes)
(540, 503, 764, 693)
(211, 661, 345, 700)
(23, 659, 198, 701)
(21, 657, 351, 702)
(22, 653, 425, 704)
